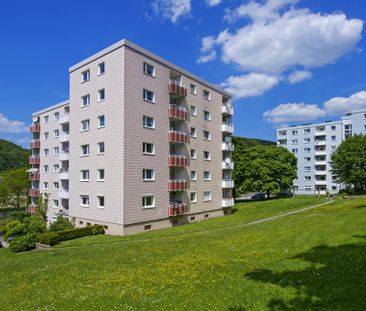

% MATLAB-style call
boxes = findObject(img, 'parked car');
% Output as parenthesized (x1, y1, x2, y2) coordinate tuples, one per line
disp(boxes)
(277, 190, 293, 197)
(250, 192, 266, 200)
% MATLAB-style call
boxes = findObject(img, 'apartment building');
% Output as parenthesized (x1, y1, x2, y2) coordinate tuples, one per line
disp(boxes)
(276, 109, 366, 195)
(28, 39, 234, 235)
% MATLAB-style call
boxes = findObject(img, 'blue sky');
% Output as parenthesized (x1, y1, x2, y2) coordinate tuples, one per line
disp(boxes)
(0, 0, 365, 147)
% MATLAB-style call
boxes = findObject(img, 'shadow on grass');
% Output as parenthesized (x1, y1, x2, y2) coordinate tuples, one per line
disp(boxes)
(354, 204, 366, 209)
(245, 236, 366, 310)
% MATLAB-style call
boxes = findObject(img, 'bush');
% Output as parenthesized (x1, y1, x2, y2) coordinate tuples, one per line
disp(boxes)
(9, 211, 29, 222)
(9, 233, 37, 252)
(25, 215, 46, 234)
(49, 216, 74, 232)
(38, 225, 105, 246)
(4, 220, 25, 240)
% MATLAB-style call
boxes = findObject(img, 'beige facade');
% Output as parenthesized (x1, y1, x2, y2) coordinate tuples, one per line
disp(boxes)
(29, 39, 234, 235)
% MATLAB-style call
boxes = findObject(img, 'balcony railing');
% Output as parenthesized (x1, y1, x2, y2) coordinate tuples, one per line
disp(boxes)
(60, 133, 70, 143)
(222, 179, 234, 188)
(222, 161, 234, 170)
(168, 79, 187, 97)
(59, 114, 70, 124)
(26, 204, 38, 214)
(222, 105, 233, 115)
(29, 124, 40, 133)
(168, 202, 188, 217)
(29, 189, 40, 197)
(29, 172, 40, 181)
(168, 179, 188, 191)
(222, 123, 234, 133)
(222, 142, 234, 151)
(168, 155, 188, 167)
(59, 172, 69, 180)
(168, 130, 188, 144)
(168, 105, 188, 121)
(30, 139, 40, 149)
(315, 180, 327, 185)
(58, 190, 69, 199)
(59, 152, 69, 161)
(222, 198, 235, 208)
(29, 155, 40, 165)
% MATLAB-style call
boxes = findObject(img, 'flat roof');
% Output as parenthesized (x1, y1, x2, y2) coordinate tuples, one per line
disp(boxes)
(277, 120, 342, 131)
(69, 39, 231, 97)
(32, 100, 69, 117)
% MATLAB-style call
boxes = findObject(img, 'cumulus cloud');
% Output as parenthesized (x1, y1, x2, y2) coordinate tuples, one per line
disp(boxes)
(324, 91, 366, 116)
(220, 73, 279, 98)
(0, 113, 28, 133)
(200, 36, 216, 53)
(196, 50, 217, 63)
(205, 0, 222, 7)
(151, 0, 191, 23)
(263, 103, 326, 123)
(287, 70, 312, 84)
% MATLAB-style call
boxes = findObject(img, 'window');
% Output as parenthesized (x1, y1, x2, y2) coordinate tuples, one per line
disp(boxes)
(43, 132, 49, 140)
(98, 89, 105, 102)
(80, 195, 90, 207)
(190, 84, 197, 95)
(190, 149, 197, 159)
(364, 125, 366, 131)
(331, 125, 336, 131)
(203, 191, 212, 201)
(43, 165, 48, 173)
(43, 182, 48, 189)
(190, 105, 197, 116)
(304, 166, 311, 172)
(143, 116, 155, 129)
(143, 169, 155, 181)
(203, 130, 211, 140)
(191, 171, 197, 181)
(97, 196, 105, 208)
(53, 147, 59, 155)
(203, 171, 211, 181)
(98, 62, 105, 75)
(98, 115, 105, 128)
(304, 147, 311, 153)
(331, 135, 336, 141)
(305, 176, 311, 181)
(292, 149, 298, 154)
(143, 63, 155, 76)
(143, 89, 155, 103)
(97, 169, 105, 181)
(81, 94, 90, 107)
(54, 129, 59, 138)
(190, 192, 197, 203)
(304, 128, 310, 134)
(53, 200, 59, 208)
(190, 127, 197, 138)
(43, 149, 49, 157)
(81, 70, 90, 82)
(331, 145, 337, 150)
(305, 187, 312, 191)
(203, 110, 211, 121)
(54, 112, 59, 121)
(291, 130, 298, 135)
(81, 144, 90, 156)
(81, 119, 90, 132)
(142, 195, 155, 208)
(53, 182, 59, 190)
(203, 90, 211, 100)
(44, 115, 49, 124)
(203, 151, 211, 160)
(98, 142, 105, 154)
(304, 138, 311, 144)
(81, 170, 89, 181)
(143, 142, 155, 155)
(291, 139, 298, 144)
(304, 157, 311, 162)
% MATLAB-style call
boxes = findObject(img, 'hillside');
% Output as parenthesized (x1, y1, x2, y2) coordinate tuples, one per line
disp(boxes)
(0, 139, 30, 173)
(232, 136, 276, 147)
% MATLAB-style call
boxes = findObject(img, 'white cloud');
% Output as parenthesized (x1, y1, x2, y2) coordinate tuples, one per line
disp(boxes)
(196, 50, 217, 63)
(220, 73, 279, 98)
(324, 91, 366, 116)
(287, 70, 312, 84)
(151, 0, 191, 23)
(205, 0, 222, 7)
(263, 103, 326, 123)
(200, 36, 216, 53)
(0, 113, 28, 133)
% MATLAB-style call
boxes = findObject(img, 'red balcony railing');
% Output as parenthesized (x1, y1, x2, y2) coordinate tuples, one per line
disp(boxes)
(168, 155, 188, 167)
(29, 155, 40, 165)
(168, 105, 188, 121)
(168, 179, 188, 191)
(29, 124, 40, 133)
(168, 130, 188, 144)
(28, 189, 40, 197)
(29, 172, 40, 181)
(30, 139, 40, 148)
(168, 80, 187, 97)
(26, 205, 38, 214)
(168, 202, 188, 217)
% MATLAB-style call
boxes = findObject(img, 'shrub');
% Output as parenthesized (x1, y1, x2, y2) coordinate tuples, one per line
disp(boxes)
(49, 216, 74, 232)
(4, 220, 25, 240)
(9, 211, 29, 222)
(38, 225, 105, 246)
(9, 233, 37, 252)
(25, 215, 46, 234)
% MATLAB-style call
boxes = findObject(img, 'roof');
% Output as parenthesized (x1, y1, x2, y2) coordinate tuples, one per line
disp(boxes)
(32, 100, 69, 117)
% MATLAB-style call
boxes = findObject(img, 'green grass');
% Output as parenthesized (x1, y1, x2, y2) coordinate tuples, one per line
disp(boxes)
(0, 196, 365, 310)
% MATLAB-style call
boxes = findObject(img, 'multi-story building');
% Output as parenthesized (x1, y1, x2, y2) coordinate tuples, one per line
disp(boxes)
(28, 39, 234, 235)
(276, 109, 366, 194)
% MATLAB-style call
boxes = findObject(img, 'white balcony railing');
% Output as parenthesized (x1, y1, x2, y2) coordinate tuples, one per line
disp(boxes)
(59, 153, 69, 161)
(222, 179, 234, 188)
(222, 123, 234, 133)
(222, 198, 235, 208)
(60, 134, 69, 143)
(222, 142, 234, 151)
(315, 180, 327, 185)
(222, 161, 234, 170)
(58, 190, 69, 199)
(59, 114, 70, 124)
(222, 105, 233, 115)
(59, 172, 69, 180)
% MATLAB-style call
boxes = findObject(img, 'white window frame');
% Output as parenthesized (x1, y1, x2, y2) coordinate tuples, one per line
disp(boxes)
(304, 166, 311, 172)
(54, 112, 59, 121)
(97, 195, 105, 209)
(44, 115, 49, 124)
(81, 70, 90, 82)
(81, 94, 90, 107)
(203, 130, 211, 141)
(98, 142, 105, 154)
(80, 170, 90, 182)
(203, 191, 212, 202)
(203, 90, 211, 101)
(203, 151, 211, 161)
(43, 149, 49, 157)
(81, 144, 90, 157)
(143, 142, 155, 155)
(203, 171, 211, 181)
(98, 88, 105, 102)
(143, 169, 155, 182)
(80, 119, 90, 132)
(98, 62, 105, 75)
(143, 116, 155, 129)
(191, 170, 197, 181)
(203, 110, 211, 121)
(80, 195, 90, 207)
(190, 191, 197, 203)
(190, 127, 197, 138)
(98, 115, 105, 128)
(143, 62, 155, 77)
(53, 199, 59, 208)
(97, 169, 105, 182)
(190, 149, 197, 159)
(53, 147, 59, 155)
(53, 182, 59, 190)
(142, 195, 155, 209)
(43, 182, 48, 190)
(143, 89, 155, 103)
(190, 84, 197, 95)
(190, 105, 197, 116)
(43, 132, 49, 140)
(43, 165, 48, 173)
(53, 129, 59, 138)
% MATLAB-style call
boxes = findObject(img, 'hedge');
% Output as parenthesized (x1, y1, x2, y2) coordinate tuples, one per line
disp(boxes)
(9, 233, 37, 252)
(38, 225, 105, 246)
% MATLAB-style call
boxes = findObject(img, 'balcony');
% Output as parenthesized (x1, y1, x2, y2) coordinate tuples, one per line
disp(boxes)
(58, 190, 69, 199)
(29, 124, 40, 133)
(222, 142, 234, 151)
(27, 204, 38, 214)
(30, 139, 40, 149)
(315, 149, 326, 156)
(168, 130, 188, 144)
(222, 105, 233, 115)
(315, 180, 327, 186)
(29, 189, 40, 197)
(29, 155, 40, 165)
(168, 155, 188, 167)
(168, 80, 187, 97)
(59, 172, 69, 180)
(60, 133, 69, 143)
(222, 179, 234, 188)
(29, 172, 40, 181)
(315, 140, 326, 146)
(222, 123, 234, 133)
(59, 114, 70, 124)
(168, 179, 188, 191)
(168, 105, 188, 121)
(59, 152, 69, 161)
(315, 160, 327, 166)
(222, 161, 234, 170)
(222, 198, 235, 208)
(168, 202, 188, 217)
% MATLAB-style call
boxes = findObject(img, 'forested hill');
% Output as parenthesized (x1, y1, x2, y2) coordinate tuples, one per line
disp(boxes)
(0, 139, 30, 173)
(232, 136, 276, 148)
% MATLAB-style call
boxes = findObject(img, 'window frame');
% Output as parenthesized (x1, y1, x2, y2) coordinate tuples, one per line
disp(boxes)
(143, 142, 155, 155)
(143, 169, 155, 182)
(143, 62, 155, 77)
(98, 115, 105, 128)
(81, 69, 90, 83)
(80, 170, 90, 182)
(81, 144, 90, 157)
(203, 191, 212, 202)
(97, 169, 105, 182)
(142, 195, 155, 209)
(80, 195, 90, 207)
(143, 116, 155, 129)
(143, 89, 155, 103)
(98, 62, 105, 75)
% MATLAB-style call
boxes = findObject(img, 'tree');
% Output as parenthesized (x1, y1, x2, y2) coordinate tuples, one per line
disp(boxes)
(233, 145, 297, 197)
(331, 134, 366, 190)
(37, 193, 50, 221)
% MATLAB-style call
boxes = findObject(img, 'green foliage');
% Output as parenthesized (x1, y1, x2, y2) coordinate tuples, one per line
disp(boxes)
(37, 193, 50, 221)
(24, 215, 46, 234)
(38, 225, 105, 246)
(4, 220, 26, 240)
(49, 216, 74, 232)
(331, 134, 366, 190)
(9, 233, 37, 253)
(0, 139, 30, 173)
(9, 211, 28, 222)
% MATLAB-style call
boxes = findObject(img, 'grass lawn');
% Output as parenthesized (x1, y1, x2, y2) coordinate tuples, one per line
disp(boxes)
(0, 196, 365, 310)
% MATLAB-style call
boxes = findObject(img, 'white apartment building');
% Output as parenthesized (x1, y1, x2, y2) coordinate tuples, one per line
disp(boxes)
(277, 109, 366, 195)
(28, 39, 234, 235)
